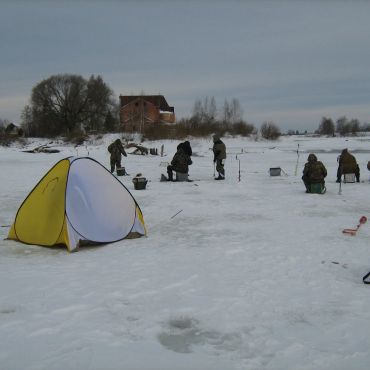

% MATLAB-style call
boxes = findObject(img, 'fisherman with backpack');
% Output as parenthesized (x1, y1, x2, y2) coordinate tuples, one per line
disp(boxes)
(108, 139, 127, 174)
(302, 153, 327, 193)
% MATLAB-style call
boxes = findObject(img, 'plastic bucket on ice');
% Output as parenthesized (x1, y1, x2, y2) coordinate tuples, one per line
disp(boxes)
(310, 183, 326, 194)
(343, 173, 355, 183)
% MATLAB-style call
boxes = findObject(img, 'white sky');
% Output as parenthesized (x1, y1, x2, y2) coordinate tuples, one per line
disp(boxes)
(1, 0, 370, 131)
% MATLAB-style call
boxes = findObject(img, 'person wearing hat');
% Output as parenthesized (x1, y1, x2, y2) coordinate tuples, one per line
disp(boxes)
(212, 134, 226, 180)
(166, 141, 193, 181)
(302, 153, 327, 193)
(336, 148, 360, 183)
(107, 138, 127, 174)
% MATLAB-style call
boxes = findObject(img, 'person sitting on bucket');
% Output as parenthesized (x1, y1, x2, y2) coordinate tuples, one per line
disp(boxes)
(166, 141, 193, 181)
(108, 139, 127, 174)
(302, 153, 327, 193)
(336, 148, 360, 183)
(212, 134, 226, 180)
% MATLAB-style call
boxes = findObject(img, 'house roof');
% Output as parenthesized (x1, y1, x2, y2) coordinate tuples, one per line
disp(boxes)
(119, 95, 174, 113)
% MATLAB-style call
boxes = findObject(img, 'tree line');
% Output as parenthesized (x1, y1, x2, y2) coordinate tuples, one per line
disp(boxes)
(2, 73, 369, 141)
(1, 73, 284, 141)
(316, 116, 370, 136)
(147, 96, 281, 141)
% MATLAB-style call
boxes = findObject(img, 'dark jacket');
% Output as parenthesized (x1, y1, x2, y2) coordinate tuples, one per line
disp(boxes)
(171, 147, 192, 174)
(213, 139, 226, 162)
(177, 141, 192, 157)
(338, 149, 358, 174)
(302, 154, 327, 183)
(108, 139, 127, 161)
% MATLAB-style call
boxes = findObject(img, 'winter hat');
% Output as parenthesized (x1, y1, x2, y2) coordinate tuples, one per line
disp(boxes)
(213, 134, 220, 142)
(308, 153, 317, 162)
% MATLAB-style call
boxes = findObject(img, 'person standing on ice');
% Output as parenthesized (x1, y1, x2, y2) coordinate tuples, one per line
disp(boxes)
(166, 141, 193, 181)
(108, 138, 127, 174)
(336, 148, 360, 183)
(212, 134, 226, 180)
(302, 153, 327, 193)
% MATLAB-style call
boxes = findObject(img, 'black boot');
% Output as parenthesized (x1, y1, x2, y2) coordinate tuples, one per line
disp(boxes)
(167, 166, 175, 181)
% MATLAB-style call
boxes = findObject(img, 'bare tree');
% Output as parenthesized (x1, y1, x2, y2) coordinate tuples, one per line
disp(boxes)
(349, 118, 360, 135)
(260, 121, 281, 140)
(336, 116, 349, 136)
(86, 75, 117, 132)
(230, 98, 243, 124)
(28, 74, 116, 137)
(192, 99, 202, 122)
(20, 105, 34, 136)
(222, 99, 231, 124)
(317, 117, 335, 136)
(208, 96, 217, 123)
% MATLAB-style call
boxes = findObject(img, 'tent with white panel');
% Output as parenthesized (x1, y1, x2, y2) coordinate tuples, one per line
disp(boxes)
(8, 157, 146, 252)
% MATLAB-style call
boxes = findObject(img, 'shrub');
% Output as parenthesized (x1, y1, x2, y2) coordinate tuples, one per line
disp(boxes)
(260, 122, 281, 140)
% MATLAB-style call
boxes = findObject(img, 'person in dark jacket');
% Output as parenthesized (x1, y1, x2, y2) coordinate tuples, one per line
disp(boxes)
(108, 139, 127, 173)
(302, 153, 327, 193)
(167, 141, 193, 181)
(212, 134, 226, 180)
(336, 148, 360, 182)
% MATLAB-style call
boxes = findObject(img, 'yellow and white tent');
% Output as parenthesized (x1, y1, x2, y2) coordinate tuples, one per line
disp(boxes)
(8, 157, 146, 252)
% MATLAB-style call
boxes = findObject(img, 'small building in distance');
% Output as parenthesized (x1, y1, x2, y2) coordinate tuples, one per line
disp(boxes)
(4, 123, 24, 137)
(119, 95, 175, 132)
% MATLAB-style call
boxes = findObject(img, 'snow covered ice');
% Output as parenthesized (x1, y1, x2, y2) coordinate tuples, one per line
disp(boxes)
(1, 134, 370, 370)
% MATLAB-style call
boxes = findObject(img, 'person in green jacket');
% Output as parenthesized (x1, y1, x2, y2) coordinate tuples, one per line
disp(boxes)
(212, 134, 226, 180)
(108, 139, 127, 174)
(302, 153, 327, 193)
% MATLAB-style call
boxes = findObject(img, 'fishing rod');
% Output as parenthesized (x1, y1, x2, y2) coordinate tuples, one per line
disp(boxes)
(236, 154, 241, 182)
(294, 143, 300, 176)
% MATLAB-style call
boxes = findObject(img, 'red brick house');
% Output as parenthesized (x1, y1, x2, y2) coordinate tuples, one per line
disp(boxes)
(119, 95, 176, 132)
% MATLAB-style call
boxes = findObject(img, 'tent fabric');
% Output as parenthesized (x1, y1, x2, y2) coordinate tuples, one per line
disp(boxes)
(8, 157, 146, 252)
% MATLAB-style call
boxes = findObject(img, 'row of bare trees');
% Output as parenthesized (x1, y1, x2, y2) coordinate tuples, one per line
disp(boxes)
(316, 116, 370, 136)
(173, 96, 281, 140)
(12, 75, 282, 140)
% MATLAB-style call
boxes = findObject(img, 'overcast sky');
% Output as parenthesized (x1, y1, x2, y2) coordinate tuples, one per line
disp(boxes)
(1, 0, 370, 132)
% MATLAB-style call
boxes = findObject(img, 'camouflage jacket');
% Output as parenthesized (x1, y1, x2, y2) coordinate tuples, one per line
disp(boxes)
(108, 141, 127, 161)
(303, 161, 327, 183)
(213, 140, 226, 161)
(171, 148, 192, 173)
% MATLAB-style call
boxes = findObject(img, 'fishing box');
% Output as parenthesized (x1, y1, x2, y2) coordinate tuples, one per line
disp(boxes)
(132, 177, 147, 190)
(269, 167, 281, 176)
(176, 172, 189, 182)
(310, 183, 326, 194)
(343, 173, 355, 183)
(116, 167, 126, 176)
